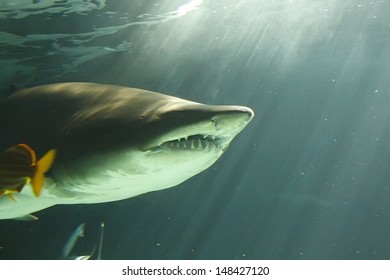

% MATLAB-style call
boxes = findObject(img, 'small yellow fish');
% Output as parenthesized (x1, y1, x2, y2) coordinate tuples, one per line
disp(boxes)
(0, 144, 56, 200)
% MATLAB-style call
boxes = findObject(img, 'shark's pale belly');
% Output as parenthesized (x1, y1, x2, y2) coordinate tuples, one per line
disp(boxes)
(0, 178, 168, 219)
(0, 159, 216, 219)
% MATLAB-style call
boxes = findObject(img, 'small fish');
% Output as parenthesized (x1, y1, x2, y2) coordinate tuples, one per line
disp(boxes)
(61, 223, 86, 259)
(0, 144, 56, 200)
(60, 222, 105, 260)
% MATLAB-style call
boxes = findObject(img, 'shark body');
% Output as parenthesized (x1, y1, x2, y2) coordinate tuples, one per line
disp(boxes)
(0, 83, 253, 219)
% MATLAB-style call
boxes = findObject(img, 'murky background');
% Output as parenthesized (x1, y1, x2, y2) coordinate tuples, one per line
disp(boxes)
(1, 0, 390, 259)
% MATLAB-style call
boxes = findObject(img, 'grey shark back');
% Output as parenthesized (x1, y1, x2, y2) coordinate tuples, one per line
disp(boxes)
(0, 83, 253, 219)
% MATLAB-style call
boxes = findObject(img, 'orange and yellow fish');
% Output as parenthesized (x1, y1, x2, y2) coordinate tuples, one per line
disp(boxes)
(0, 144, 56, 201)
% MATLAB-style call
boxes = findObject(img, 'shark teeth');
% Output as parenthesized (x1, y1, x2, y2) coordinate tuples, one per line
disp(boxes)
(160, 134, 220, 150)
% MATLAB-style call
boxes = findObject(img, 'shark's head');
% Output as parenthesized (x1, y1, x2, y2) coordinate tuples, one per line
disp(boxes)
(131, 103, 254, 191)
(43, 84, 254, 201)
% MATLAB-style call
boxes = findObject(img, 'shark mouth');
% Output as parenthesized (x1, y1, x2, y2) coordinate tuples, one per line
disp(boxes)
(159, 134, 224, 151)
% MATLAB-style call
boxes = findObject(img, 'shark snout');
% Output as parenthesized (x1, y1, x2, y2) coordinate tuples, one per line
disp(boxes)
(239, 106, 255, 120)
(211, 105, 254, 135)
(208, 105, 254, 121)
(225, 106, 254, 121)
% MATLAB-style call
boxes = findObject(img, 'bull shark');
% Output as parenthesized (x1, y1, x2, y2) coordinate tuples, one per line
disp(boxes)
(0, 83, 253, 219)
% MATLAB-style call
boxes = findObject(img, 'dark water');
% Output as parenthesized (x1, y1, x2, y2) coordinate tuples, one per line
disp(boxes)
(1, 0, 390, 259)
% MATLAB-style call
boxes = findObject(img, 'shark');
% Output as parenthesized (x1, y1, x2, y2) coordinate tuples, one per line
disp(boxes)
(0, 82, 253, 219)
